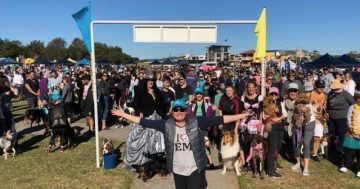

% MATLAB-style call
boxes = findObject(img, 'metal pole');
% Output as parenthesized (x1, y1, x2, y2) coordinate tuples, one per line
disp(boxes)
(90, 22, 101, 168)
(261, 57, 266, 97)
(93, 20, 257, 25)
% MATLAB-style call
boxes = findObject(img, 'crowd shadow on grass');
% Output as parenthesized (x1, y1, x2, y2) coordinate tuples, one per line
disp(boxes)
(19, 135, 47, 153)
(17, 124, 46, 136)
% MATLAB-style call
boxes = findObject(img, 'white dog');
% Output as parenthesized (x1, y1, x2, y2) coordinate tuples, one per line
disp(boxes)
(221, 131, 245, 176)
(0, 131, 16, 160)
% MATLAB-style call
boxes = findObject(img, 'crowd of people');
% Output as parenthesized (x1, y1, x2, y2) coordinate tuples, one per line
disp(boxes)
(1, 63, 360, 187)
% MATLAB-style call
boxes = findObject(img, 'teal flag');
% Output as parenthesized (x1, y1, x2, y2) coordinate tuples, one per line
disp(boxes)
(72, 3, 92, 53)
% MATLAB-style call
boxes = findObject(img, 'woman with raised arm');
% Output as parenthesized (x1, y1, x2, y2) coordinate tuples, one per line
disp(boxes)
(112, 99, 251, 189)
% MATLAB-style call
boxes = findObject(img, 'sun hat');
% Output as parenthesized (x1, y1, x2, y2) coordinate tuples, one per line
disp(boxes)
(304, 84, 314, 92)
(330, 80, 343, 90)
(269, 87, 279, 95)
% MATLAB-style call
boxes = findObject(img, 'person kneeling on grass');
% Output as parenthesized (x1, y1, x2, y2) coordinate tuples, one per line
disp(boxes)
(112, 99, 252, 189)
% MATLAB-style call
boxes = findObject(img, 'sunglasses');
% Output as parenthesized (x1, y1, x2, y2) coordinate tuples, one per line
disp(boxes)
(172, 107, 186, 112)
(269, 93, 278, 96)
(288, 89, 299, 93)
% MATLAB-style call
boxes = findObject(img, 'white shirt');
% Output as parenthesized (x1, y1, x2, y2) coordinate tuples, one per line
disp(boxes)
(343, 79, 356, 96)
(12, 74, 24, 85)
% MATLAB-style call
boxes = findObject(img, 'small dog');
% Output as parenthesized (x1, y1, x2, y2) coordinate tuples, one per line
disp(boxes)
(24, 108, 48, 127)
(118, 106, 135, 127)
(220, 130, 245, 176)
(320, 135, 328, 157)
(133, 152, 168, 182)
(247, 134, 265, 179)
(102, 138, 114, 155)
(0, 131, 16, 159)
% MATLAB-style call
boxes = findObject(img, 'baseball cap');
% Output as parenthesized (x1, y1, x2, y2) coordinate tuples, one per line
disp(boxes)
(315, 80, 325, 88)
(194, 87, 204, 95)
(288, 83, 299, 90)
(269, 87, 279, 95)
(172, 99, 188, 109)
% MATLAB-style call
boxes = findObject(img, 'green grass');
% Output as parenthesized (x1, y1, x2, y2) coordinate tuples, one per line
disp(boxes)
(0, 136, 134, 189)
(0, 100, 134, 189)
(238, 157, 360, 189)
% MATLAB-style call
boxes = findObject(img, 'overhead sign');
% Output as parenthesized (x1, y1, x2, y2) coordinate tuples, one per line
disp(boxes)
(133, 25, 217, 43)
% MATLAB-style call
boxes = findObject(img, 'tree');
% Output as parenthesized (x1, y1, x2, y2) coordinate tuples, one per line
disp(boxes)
(0, 39, 25, 58)
(25, 40, 45, 58)
(45, 37, 67, 61)
(347, 51, 358, 58)
(67, 38, 88, 61)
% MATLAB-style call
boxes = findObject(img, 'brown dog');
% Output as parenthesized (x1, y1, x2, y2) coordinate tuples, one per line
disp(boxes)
(221, 130, 245, 176)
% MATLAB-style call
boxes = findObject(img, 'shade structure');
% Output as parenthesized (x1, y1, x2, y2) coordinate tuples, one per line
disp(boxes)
(337, 54, 360, 67)
(97, 59, 112, 65)
(0, 57, 22, 65)
(151, 60, 161, 65)
(177, 60, 190, 66)
(24, 58, 35, 64)
(56, 59, 71, 65)
(76, 58, 90, 66)
(302, 53, 352, 69)
(36, 59, 54, 65)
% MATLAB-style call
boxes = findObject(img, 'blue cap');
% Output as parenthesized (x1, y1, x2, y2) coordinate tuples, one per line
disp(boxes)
(194, 87, 204, 95)
(64, 69, 71, 75)
(172, 99, 188, 109)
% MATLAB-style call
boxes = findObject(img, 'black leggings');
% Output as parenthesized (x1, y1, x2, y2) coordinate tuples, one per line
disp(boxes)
(173, 169, 207, 189)
(343, 148, 360, 171)
(267, 129, 283, 172)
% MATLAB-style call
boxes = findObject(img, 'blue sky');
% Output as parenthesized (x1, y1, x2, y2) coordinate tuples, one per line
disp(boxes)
(1, 0, 359, 59)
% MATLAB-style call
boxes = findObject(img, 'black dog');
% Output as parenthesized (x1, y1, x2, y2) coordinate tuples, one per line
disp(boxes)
(24, 108, 48, 128)
(133, 152, 168, 182)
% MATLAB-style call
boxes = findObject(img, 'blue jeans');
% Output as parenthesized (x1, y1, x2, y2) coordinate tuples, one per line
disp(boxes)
(100, 95, 109, 121)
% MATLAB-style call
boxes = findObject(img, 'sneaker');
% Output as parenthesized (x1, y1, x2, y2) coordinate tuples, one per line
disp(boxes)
(339, 167, 348, 173)
(268, 171, 282, 178)
(292, 163, 301, 171)
(302, 169, 309, 176)
(311, 155, 321, 163)
(356, 171, 360, 178)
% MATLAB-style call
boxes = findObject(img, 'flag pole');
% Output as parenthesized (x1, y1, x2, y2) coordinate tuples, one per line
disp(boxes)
(261, 57, 266, 97)
(90, 21, 101, 168)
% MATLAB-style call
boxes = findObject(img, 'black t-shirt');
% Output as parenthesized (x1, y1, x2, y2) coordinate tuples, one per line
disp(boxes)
(218, 95, 240, 130)
(162, 90, 175, 113)
(174, 85, 193, 100)
(24, 78, 39, 98)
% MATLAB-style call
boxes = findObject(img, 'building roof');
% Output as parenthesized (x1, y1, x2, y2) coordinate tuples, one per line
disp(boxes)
(209, 45, 231, 48)
(240, 50, 255, 55)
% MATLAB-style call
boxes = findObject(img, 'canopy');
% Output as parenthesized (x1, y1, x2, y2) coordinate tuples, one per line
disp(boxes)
(0, 57, 21, 65)
(151, 60, 161, 65)
(97, 59, 112, 65)
(36, 59, 54, 65)
(56, 59, 71, 65)
(24, 58, 35, 64)
(337, 54, 360, 67)
(67, 58, 77, 63)
(177, 60, 190, 66)
(163, 58, 173, 65)
(76, 58, 90, 66)
(301, 53, 352, 69)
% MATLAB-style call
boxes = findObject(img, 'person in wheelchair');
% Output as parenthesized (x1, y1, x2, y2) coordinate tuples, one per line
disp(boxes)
(47, 93, 75, 153)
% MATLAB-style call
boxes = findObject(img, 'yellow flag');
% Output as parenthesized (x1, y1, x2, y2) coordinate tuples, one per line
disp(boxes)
(253, 8, 266, 62)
